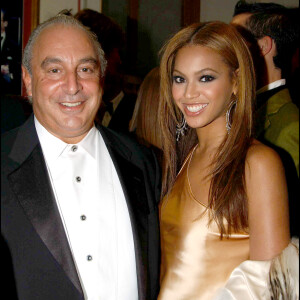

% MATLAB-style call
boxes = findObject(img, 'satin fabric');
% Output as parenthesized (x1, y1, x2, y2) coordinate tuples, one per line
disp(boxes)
(212, 260, 271, 300)
(213, 239, 299, 300)
(159, 149, 250, 300)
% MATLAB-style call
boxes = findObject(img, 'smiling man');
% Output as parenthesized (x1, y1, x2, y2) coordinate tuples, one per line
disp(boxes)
(1, 14, 160, 300)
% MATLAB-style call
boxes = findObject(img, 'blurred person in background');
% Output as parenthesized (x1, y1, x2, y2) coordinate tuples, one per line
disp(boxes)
(129, 67, 163, 163)
(232, 1, 299, 175)
(75, 9, 137, 133)
(1, 7, 32, 133)
(232, 1, 299, 237)
(1, 8, 21, 95)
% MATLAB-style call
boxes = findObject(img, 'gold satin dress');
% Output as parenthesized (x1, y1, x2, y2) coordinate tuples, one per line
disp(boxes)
(158, 149, 250, 300)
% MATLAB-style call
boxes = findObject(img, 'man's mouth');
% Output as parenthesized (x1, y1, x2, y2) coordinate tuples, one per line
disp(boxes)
(61, 102, 82, 107)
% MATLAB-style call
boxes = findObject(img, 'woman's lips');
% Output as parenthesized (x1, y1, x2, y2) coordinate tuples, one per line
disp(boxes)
(184, 103, 208, 115)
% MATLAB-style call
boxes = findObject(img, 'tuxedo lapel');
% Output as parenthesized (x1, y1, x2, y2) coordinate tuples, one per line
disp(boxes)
(7, 116, 83, 296)
(115, 152, 149, 300)
(100, 128, 149, 300)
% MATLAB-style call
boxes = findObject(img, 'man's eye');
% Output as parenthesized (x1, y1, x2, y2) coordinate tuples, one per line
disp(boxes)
(200, 75, 214, 82)
(49, 68, 60, 73)
(173, 76, 185, 83)
(80, 66, 96, 73)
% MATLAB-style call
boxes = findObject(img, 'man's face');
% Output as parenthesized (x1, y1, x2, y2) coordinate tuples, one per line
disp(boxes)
(23, 24, 102, 143)
(231, 13, 252, 27)
(231, 13, 266, 89)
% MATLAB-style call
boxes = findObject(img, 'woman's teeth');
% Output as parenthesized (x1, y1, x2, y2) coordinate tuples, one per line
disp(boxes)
(61, 102, 82, 107)
(186, 104, 207, 112)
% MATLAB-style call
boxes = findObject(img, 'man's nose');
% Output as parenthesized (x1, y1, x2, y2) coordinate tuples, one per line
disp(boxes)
(62, 71, 82, 95)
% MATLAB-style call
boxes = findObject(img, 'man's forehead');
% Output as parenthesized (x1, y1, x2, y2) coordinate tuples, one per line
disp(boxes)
(32, 24, 98, 60)
(36, 23, 87, 41)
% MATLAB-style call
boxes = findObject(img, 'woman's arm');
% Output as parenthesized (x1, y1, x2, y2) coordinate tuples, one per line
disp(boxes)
(245, 141, 290, 260)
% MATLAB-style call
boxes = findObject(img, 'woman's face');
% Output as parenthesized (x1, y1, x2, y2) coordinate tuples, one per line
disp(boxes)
(172, 45, 237, 131)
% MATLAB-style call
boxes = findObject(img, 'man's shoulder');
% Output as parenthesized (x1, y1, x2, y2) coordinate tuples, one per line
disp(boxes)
(1, 127, 21, 177)
(98, 126, 154, 162)
(269, 99, 299, 126)
(279, 100, 299, 117)
(265, 88, 298, 118)
(1, 127, 19, 155)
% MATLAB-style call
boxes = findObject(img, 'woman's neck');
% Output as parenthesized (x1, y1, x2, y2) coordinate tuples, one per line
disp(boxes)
(195, 120, 227, 154)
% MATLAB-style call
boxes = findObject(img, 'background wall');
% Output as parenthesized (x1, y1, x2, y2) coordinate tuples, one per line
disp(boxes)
(40, 0, 101, 22)
(40, 0, 299, 23)
(38, 0, 299, 79)
(102, 0, 181, 76)
(200, 0, 299, 23)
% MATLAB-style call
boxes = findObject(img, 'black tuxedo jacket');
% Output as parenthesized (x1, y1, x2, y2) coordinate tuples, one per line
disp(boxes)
(1, 115, 161, 300)
(107, 93, 136, 133)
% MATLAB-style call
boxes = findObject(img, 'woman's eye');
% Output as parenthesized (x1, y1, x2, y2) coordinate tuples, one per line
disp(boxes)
(200, 75, 214, 82)
(173, 76, 185, 83)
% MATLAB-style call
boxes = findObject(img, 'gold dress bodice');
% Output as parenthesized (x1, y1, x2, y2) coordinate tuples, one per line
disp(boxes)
(158, 150, 250, 300)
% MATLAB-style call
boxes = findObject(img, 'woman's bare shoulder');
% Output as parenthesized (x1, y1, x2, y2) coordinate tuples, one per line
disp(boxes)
(245, 139, 284, 175)
(245, 140, 290, 260)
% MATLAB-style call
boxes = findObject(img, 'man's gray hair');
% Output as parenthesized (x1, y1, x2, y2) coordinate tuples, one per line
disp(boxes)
(22, 13, 107, 77)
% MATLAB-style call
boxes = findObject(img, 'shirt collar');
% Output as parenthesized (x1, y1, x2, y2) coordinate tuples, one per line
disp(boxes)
(34, 116, 98, 164)
(111, 90, 124, 112)
(257, 79, 286, 95)
(78, 125, 98, 159)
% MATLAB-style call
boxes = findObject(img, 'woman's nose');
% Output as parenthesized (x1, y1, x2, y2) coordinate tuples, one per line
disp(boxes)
(184, 82, 200, 99)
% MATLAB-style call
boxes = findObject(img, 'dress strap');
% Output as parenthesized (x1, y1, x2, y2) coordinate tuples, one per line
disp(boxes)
(176, 144, 198, 177)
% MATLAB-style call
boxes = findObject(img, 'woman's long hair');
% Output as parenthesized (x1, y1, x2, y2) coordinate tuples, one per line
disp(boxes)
(129, 67, 162, 150)
(158, 21, 256, 236)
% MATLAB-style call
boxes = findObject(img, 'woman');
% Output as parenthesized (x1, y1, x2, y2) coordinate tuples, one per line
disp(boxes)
(129, 67, 162, 151)
(158, 21, 295, 299)
(129, 67, 163, 165)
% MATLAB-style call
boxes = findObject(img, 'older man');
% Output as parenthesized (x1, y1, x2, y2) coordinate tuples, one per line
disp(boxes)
(1, 14, 160, 300)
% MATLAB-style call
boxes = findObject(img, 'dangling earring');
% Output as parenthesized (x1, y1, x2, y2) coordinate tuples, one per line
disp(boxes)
(226, 100, 237, 134)
(176, 114, 188, 141)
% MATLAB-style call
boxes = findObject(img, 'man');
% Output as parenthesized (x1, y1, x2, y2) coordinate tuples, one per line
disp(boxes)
(1, 14, 161, 300)
(1, 8, 32, 133)
(1, 8, 22, 95)
(232, 1, 299, 176)
(232, 1, 299, 237)
(75, 9, 137, 132)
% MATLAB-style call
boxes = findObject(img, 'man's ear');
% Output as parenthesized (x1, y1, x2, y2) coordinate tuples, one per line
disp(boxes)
(22, 65, 32, 97)
(257, 36, 273, 56)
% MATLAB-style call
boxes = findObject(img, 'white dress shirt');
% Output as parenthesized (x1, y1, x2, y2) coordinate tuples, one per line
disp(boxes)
(35, 117, 138, 300)
(256, 79, 286, 95)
